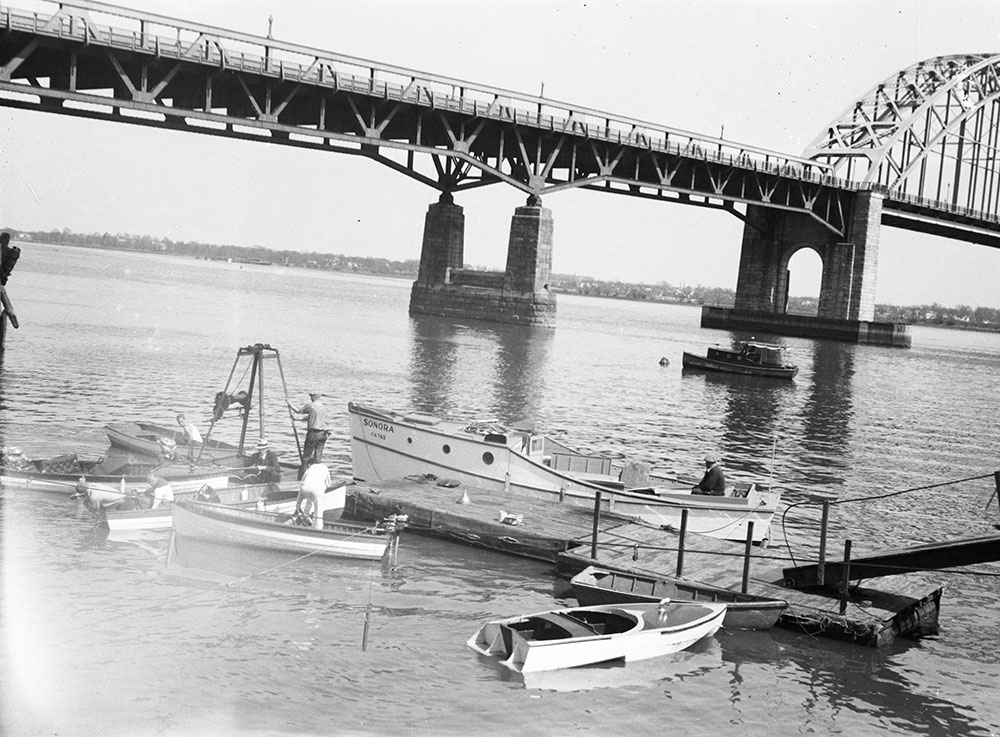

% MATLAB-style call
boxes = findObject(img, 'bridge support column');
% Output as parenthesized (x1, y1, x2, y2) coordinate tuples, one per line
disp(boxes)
(717, 191, 906, 345)
(409, 196, 556, 326)
(414, 192, 465, 287)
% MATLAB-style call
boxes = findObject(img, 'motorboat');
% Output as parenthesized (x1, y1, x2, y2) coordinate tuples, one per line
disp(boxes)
(570, 566, 787, 630)
(467, 600, 726, 673)
(171, 500, 405, 561)
(682, 340, 798, 379)
(348, 402, 781, 543)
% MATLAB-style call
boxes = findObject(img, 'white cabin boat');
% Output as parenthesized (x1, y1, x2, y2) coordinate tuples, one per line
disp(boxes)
(348, 402, 780, 543)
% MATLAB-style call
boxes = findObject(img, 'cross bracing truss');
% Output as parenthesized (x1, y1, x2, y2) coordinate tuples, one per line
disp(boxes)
(806, 54, 1000, 231)
(0, 0, 859, 236)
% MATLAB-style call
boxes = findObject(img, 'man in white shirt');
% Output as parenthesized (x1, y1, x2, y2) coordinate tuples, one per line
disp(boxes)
(296, 459, 331, 529)
(176, 413, 203, 465)
(146, 473, 174, 509)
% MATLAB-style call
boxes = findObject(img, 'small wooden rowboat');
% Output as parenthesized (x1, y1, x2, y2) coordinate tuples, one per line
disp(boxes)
(172, 500, 405, 561)
(467, 600, 725, 673)
(105, 421, 244, 462)
(570, 566, 787, 630)
(103, 481, 348, 532)
(0, 449, 229, 495)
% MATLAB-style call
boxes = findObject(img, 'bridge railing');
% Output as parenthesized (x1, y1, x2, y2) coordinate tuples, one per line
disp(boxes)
(3, 0, 850, 187)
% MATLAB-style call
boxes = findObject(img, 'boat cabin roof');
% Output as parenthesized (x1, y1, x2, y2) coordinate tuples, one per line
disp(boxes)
(737, 341, 788, 364)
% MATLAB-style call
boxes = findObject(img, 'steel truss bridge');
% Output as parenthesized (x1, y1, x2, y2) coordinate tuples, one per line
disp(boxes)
(2, 0, 1000, 248)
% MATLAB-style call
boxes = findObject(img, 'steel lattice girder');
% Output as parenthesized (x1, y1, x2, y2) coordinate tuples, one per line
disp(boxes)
(0, 0, 853, 235)
(805, 54, 1000, 215)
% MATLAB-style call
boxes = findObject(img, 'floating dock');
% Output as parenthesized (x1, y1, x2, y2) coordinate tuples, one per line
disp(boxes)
(346, 476, 950, 648)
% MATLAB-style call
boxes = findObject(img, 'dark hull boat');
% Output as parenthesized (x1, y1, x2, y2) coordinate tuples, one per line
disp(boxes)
(682, 340, 798, 379)
(570, 566, 788, 630)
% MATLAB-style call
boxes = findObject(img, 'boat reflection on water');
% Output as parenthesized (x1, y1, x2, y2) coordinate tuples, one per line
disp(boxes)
(493, 634, 723, 692)
(407, 315, 553, 423)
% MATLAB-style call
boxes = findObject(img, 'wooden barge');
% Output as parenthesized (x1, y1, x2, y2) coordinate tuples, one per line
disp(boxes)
(345, 476, 966, 648)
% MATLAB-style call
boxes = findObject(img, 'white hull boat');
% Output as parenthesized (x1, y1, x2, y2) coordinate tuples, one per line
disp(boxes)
(172, 500, 403, 561)
(104, 481, 348, 532)
(349, 402, 780, 543)
(467, 601, 726, 673)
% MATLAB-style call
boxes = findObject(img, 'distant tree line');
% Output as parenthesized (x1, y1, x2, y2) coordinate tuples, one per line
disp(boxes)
(6, 227, 999, 330)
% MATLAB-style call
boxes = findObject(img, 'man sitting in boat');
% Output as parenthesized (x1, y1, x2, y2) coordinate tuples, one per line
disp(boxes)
(692, 455, 726, 496)
(243, 438, 282, 497)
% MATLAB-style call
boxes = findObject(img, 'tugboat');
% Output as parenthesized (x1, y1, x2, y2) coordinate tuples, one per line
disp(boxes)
(682, 340, 798, 379)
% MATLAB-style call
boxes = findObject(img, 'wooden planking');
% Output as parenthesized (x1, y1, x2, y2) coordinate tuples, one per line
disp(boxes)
(782, 534, 1000, 588)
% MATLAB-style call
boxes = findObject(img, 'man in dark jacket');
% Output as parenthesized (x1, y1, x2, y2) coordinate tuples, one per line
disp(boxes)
(692, 454, 726, 496)
(243, 438, 282, 497)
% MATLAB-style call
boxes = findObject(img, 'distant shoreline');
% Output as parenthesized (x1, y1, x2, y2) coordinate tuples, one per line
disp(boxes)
(13, 236, 1000, 332)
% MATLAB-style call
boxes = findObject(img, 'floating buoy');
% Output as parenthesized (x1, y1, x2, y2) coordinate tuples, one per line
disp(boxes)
(658, 357, 670, 366)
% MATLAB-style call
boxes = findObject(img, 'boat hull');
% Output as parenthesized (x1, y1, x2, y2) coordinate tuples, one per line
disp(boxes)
(468, 602, 725, 673)
(172, 500, 393, 560)
(104, 481, 348, 531)
(349, 403, 779, 543)
(1, 457, 229, 496)
(105, 421, 244, 462)
(681, 351, 798, 379)
(570, 566, 787, 630)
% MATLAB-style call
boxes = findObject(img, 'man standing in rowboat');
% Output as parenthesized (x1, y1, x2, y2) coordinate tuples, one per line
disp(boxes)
(288, 390, 329, 479)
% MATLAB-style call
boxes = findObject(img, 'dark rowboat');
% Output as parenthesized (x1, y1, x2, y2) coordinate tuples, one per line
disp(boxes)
(682, 340, 798, 379)
(105, 421, 244, 462)
(570, 566, 787, 630)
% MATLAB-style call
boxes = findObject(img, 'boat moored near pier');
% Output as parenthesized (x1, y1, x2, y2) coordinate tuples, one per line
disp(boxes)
(349, 402, 781, 544)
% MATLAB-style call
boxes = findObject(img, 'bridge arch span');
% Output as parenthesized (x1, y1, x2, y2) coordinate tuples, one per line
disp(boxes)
(805, 54, 1000, 212)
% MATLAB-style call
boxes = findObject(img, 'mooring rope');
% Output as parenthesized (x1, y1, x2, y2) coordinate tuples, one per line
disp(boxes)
(781, 471, 998, 571)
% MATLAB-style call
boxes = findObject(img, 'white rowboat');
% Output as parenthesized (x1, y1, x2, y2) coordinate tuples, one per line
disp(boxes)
(468, 601, 726, 673)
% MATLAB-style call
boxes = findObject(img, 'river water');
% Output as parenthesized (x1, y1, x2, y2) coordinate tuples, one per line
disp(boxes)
(1, 244, 999, 737)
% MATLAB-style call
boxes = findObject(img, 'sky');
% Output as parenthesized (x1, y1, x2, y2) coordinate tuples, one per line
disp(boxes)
(2, 0, 1000, 308)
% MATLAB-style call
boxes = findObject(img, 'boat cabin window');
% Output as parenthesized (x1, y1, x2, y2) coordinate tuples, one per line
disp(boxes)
(482, 452, 494, 466)
(484, 433, 507, 444)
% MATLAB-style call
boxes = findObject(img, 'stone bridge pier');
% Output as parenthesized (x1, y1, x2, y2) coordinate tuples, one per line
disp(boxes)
(707, 190, 908, 346)
(409, 193, 557, 326)
(735, 190, 882, 321)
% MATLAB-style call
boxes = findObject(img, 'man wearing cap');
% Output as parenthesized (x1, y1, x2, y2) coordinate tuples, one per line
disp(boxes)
(243, 438, 282, 495)
(692, 454, 726, 496)
(288, 390, 328, 479)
